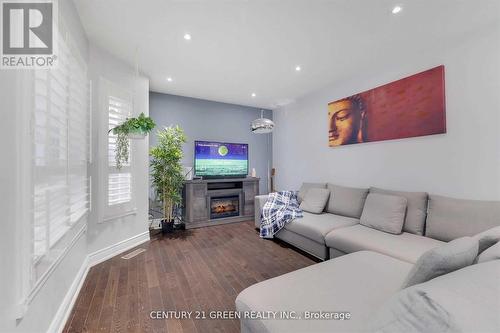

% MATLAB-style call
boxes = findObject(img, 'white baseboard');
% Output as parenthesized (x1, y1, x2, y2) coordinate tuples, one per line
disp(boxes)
(47, 256, 90, 333)
(48, 231, 150, 333)
(88, 231, 150, 267)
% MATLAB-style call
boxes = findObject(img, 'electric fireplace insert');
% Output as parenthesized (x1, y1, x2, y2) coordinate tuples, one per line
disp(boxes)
(210, 195, 240, 219)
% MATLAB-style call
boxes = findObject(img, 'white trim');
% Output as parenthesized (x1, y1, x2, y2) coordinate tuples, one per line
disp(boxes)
(25, 224, 87, 308)
(46, 256, 89, 333)
(47, 230, 150, 333)
(88, 231, 150, 267)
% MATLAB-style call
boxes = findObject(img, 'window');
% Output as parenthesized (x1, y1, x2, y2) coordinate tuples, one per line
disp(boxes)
(32, 33, 89, 285)
(99, 82, 136, 222)
(107, 96, 132, 206)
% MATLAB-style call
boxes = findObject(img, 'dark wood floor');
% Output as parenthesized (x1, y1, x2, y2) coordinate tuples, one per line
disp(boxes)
(63, 221, 316, 333)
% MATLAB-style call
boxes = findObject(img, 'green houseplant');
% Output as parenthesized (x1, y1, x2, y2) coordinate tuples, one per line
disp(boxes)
(150, 125, 187, 233)
(110, 112, 156, 169)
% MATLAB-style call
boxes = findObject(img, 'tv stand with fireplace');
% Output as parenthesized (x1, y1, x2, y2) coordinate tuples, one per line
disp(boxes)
(183, 177, 260, 229)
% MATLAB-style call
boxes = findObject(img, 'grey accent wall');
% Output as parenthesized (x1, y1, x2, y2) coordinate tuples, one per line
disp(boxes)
(149, 92, 273, 194)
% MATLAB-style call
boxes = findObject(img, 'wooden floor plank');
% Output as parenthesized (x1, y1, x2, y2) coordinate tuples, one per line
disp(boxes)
(63, 221, 317, 333)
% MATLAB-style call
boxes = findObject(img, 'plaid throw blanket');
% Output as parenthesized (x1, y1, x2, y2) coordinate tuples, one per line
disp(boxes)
(259, 191, 303, 238)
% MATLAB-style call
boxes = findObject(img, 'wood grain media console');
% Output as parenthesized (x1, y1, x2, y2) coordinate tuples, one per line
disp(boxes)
(183, 177, 260, 229)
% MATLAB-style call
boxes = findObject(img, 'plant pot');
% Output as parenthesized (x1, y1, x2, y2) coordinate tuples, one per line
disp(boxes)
(161, 219, 174, 233)
(128, 132, 147, 140)
(174, 222, 186, 231)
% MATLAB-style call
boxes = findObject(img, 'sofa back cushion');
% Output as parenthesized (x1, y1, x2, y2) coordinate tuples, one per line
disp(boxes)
(299, 188, 330, 214)
(401, 236, 478, 289)
(370, 187, 428, 235)
(298, 182, 326, 203)
(360, 193, 407, 234)
(326, 184, 369, 218)
(426, 195, 500, 241)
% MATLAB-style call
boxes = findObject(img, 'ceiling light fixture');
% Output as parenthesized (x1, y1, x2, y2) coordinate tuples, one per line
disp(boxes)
(183, 33, 192, 40)
(295, 66, 301, 71)
(166, 77, 173, 82)
(392, 6, 402, 14)
(251, 93, 256, 97)
(251, 110, 275, 134)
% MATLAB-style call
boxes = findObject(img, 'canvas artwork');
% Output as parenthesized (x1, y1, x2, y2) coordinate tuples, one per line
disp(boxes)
(328, 65, 446, 147)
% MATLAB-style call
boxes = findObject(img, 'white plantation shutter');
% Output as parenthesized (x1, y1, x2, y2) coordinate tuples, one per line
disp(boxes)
(107, 95, 133, 207)
(68, 47, 90, 223)
(32, 32, 89, 283)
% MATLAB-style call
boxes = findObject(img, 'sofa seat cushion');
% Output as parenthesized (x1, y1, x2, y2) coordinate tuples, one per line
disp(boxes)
(325, 224, 444, 263)
(275, 228, 329, 260)
(236, 251, 412, 333)
(283, 212, 358, 244)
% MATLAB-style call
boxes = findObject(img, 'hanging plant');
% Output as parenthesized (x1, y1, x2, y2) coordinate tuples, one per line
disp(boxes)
(110, 112, 156, 169)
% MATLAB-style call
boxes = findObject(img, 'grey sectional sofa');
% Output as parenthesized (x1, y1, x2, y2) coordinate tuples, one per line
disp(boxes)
(239, 183, 500, 333)
(253, 183, 499, 262)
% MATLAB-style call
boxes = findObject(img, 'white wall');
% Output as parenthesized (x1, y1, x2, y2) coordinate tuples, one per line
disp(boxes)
(87, 44, 150, 255)
(273, 23, 500, 200)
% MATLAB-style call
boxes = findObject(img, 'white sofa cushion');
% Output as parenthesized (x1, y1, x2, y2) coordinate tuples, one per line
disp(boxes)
(370, 187, 428, 235)
(236, 251, 412, 333)
(401, 237, 478, 288)
(299, 188, 330, 214)
(325, 224, 444, 264)
(360, 193, 407, 235)
(283, 212, 358, 244)
(371, 260, 500, 333)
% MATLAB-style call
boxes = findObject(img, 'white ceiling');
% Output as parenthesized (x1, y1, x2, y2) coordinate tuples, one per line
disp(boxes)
(74, 0, 499, 109)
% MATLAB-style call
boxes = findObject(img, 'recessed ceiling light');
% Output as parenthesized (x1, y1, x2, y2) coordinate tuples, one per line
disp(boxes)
(295, 65, 301, 71)
(392, 6, 402, 14)
(183, 33, 192, 40)
(166, 77, 173, 82)
(251, 93, 256, 97)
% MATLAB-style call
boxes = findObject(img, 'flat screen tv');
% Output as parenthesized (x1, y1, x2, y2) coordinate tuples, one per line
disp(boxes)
(194, 141, 248, 178)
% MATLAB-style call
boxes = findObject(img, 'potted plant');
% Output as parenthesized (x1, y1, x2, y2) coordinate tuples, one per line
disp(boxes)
(150, 125, 187, 233)
(110, 112, 156, 169)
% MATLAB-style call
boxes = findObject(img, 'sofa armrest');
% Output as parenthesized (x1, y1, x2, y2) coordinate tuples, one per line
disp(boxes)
(254, 194, 269, 229)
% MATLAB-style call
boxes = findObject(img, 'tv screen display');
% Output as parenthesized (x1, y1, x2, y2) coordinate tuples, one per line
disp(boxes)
(194, 141, 248, 178)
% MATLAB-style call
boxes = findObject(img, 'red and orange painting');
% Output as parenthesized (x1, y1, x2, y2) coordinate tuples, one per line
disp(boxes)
(328, 66, 446, 147)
